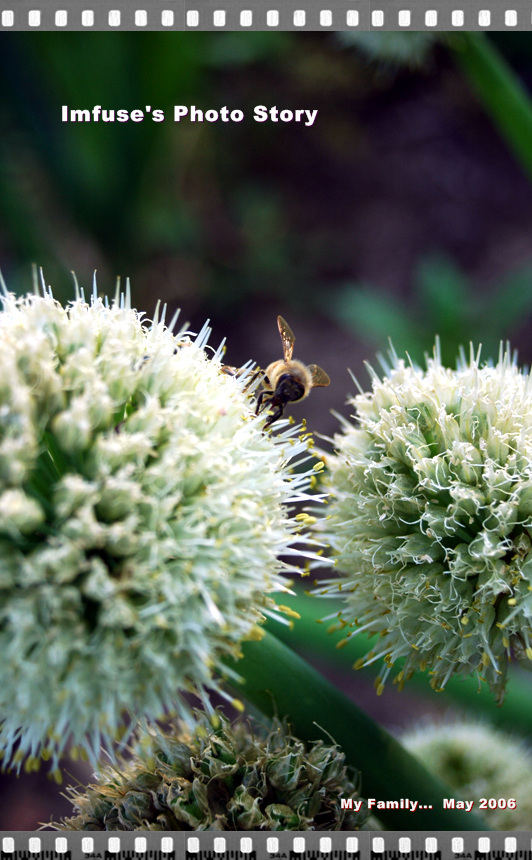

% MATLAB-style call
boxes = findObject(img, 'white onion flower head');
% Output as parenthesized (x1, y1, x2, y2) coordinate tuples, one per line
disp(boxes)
(319, 344, 532, 702)
(401, 719, 532, 829)
(0, 280, 315, 771)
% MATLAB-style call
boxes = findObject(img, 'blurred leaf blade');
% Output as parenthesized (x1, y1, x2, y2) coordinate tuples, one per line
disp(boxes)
(416, 256, 470, 326)
(329, 283, 419, 345)
(450, 32, 532, 185)
(329, 256, 532, 368)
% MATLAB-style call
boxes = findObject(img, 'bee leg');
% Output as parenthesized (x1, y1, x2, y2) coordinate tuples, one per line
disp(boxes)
(255, 389, 272, 415)
(263, 404, 284, 428)
(249, 368, 264, 387)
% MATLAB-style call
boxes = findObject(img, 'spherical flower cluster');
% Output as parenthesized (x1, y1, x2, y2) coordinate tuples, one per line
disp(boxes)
(319, 345, 532, 701)
(0, 283, 314, 771)
(54, 711, 367, 831)
(402, 719, 532, 829)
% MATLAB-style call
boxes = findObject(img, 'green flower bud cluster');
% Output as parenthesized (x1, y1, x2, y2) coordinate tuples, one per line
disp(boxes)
(319, 345, 532, 701)
(0, 284, 315, 771)
(402, 719, 532, 830)
(54, 711, 367, 831)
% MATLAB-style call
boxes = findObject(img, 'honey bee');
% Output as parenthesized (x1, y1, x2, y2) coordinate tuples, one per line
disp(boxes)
(256, 316, 330, 428)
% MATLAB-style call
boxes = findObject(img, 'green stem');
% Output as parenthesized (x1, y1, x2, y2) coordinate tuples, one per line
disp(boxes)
(450, 33, 532, 183)
(227, 630, 490, 830)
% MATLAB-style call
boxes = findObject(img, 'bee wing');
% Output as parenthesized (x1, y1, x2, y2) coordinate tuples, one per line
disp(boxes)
(308, 365, 330, 387)
(277, 316, 295, 361)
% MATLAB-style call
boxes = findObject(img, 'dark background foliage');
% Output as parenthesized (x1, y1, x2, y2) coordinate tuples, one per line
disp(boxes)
(2, 31, 532, 827)
(3, 34, 532, 417)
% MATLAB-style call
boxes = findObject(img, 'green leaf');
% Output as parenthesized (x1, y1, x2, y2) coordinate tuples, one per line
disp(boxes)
(330, 285, 418, 345)
(450, 33, 532, 184)
(416, 257, 470, 325)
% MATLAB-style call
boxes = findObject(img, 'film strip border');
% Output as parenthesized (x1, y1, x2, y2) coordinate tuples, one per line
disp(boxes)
(1, 832, 532, 858)
(3, 0, 532, 30)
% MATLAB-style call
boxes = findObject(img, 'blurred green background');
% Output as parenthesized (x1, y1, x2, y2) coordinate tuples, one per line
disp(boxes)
(3, 32, 532, 430)
(4, 30, 532, 828)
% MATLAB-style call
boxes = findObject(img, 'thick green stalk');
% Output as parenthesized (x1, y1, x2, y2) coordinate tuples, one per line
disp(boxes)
(227, 630, 489, 830)
(450, 33, 532, 183)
